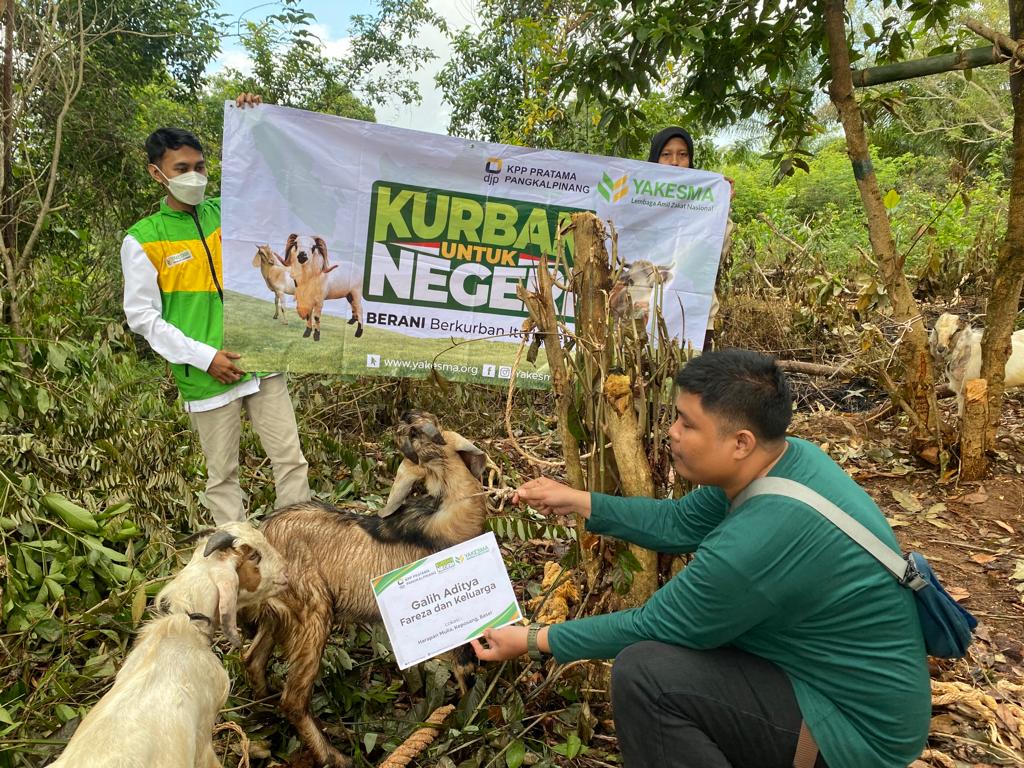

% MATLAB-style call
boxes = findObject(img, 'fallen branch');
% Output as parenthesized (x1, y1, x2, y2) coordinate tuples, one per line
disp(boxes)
(776, 360, 856, 378)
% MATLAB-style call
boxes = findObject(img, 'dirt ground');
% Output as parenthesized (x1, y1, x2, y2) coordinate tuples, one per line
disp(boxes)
(784, 389, 1024, 767)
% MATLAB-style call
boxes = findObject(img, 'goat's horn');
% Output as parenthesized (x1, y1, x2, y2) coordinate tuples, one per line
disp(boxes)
(203, 530, 239, 557)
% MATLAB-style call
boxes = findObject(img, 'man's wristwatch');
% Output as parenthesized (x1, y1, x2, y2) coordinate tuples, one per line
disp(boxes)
(526, 623, 546, 661)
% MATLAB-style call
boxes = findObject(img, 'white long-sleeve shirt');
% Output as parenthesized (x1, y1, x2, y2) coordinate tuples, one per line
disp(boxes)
(121, 233, 262, 413)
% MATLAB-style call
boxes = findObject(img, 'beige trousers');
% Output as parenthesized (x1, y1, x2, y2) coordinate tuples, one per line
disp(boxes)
(188, 375, 310, 525)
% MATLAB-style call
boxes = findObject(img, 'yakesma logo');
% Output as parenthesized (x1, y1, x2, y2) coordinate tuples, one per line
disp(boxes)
(366, 354, 381, 368)
(598, 171, 629, 203)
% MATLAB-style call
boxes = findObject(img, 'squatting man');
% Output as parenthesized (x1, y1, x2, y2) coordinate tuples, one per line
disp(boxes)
(473, 349, 929, 768)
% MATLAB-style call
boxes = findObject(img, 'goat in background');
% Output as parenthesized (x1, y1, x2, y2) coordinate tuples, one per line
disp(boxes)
(242, 411, 488, 768)
(929, 312, 1024, 416)
(47, 525, 288, 768)
(251, 244, 295, 323)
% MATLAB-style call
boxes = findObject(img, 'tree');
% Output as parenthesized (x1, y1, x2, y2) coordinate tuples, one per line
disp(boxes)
(542, 0, 995, 446)
(0, 0, 219, 349)
(959, 7, 1024, 478)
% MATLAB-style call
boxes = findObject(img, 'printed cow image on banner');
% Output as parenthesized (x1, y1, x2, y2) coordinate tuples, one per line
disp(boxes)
(221, 104, 731, 388)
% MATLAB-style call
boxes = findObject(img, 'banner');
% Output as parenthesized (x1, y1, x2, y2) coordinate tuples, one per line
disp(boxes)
(371, 532, 522, 669)
(221, 104, 731, 387)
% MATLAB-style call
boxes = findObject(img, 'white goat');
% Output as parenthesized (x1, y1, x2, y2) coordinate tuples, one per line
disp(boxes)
(47, 524, 287, 768)
(929, 312, 1024, 415)
(284, 233, 365, 341)
(251, 244, 295, 323)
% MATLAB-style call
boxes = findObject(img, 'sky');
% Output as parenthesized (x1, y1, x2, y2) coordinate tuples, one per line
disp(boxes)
(212, 0, 477, 136)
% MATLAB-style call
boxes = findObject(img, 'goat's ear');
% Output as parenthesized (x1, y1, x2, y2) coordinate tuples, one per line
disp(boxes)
(274, 249, 287, 267)
(234, 543, 263, 593)
(204, 530, 239, 557)
(323, 263, 339, 273)
(251, 250, 262, 267)
(399, 437, 420, 463)
(658, 267, 672, 282)
(447, 432, 488, 480)
(212, 563, 242, 650)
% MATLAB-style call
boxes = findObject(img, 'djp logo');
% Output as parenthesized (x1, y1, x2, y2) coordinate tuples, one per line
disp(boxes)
(485, 157, 503, 174)
(598, 172, 629, 203)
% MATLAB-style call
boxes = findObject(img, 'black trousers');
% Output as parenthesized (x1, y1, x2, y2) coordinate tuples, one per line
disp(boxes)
(611, 642, 829, 768)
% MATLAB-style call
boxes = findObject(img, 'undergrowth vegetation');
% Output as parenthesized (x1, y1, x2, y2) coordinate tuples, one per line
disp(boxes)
(1, 128, 1014, 766)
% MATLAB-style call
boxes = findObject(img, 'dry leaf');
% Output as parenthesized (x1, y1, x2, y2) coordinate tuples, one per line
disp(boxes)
(946, 586, 971, 602)
(994, 520, 1016, 535)
(970, 554, 997, 565)
(962, 490, 989, 505)
(891, 489, 923, 514)
(925, 516, 950, 529)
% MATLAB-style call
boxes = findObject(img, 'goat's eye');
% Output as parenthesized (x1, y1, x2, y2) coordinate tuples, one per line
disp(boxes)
(249, 551, 262, 563)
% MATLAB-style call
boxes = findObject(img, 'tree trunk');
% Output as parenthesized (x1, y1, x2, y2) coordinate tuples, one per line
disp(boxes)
(516, 256, 585, 491)
(960, 379, 989, 479)
(959, 2, 1024, 479)
(823, 0, 938, 445)
(0, 0, 16, 335)
(571, 212, 658, 605)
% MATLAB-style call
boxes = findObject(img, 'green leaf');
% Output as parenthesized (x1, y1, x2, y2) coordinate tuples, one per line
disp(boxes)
(36, 388, 51, 413)
(363, 732, 378, 754)
(882, 189, 901, 210)
(0, 704, 15, 726)
(506, 739, 526, 768)
(41, 492, 100, 533)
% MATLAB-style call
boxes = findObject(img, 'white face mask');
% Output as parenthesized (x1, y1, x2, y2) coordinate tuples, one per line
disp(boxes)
(152, 166, 208, 206)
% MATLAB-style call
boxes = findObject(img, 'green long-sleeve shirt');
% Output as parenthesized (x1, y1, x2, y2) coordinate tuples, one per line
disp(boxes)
(547, 437, 929, 768)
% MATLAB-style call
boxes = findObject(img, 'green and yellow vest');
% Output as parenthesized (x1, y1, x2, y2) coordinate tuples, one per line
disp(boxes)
(126, 197, 252, 402)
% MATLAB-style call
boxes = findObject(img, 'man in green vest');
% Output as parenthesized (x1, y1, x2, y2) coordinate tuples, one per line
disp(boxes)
(121, 93, 310, 526)
(473, 350, 930, 768)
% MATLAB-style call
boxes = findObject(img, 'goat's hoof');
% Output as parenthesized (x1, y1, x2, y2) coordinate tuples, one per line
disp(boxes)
(347, 316, 356, 325)
(313, 330, 321, 342)
(303, 327, 312, 338)
(354, 325, 363, 338)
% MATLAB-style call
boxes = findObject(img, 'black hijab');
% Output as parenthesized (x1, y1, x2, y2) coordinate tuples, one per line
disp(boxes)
(647, 126, 695, 168)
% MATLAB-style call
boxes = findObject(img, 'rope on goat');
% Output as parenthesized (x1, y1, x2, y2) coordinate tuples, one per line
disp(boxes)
(213, 720, 251, 768)
(378, 704, 456, 768)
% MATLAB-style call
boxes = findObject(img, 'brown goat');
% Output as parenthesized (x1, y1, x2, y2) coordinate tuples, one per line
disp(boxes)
(242, 411, 488, 768)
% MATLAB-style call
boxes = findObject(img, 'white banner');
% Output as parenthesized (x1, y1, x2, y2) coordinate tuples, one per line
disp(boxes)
(370, 532, 522, 669)
(221, 104, 730, 387)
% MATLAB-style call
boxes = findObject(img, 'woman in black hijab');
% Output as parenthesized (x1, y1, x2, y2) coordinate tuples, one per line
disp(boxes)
(646, 125, 730, 348)
(648, 126, 695, 167)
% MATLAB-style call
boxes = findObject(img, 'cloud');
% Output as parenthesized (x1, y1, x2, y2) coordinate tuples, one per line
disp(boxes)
(375, 0, 480, 136)
(210, 0, 480, 136)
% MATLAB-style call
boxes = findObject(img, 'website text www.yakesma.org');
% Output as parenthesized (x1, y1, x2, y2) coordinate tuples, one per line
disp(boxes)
(363, 355, 549, 383)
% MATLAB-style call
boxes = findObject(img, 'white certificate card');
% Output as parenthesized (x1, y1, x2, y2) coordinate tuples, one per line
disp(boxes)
(371, 531, 523, 669)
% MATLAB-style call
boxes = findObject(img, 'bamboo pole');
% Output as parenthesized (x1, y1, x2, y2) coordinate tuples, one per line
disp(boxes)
(851, 46, 1007, 88)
